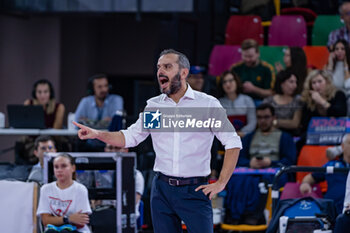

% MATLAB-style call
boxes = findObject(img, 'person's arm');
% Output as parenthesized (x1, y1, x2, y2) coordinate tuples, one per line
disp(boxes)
(53, 103, 65, 129)
(243, 82, 273, 98)
(24, 99, 31, 105)
(195, 148, 240, 199)
(343, 172, 350, 212)
(275, 62, 284, 73)
(240, 96, 257, 135)
(74, 110, 150, 148)
(237, 133, 252, 167)
(326, 52, 335, 71)
(276, 109, 302, 129)
(41, 212, 89, 227)
(74, 121, 126, 147)
(299, 174, 316, 195)
(271, 132, 296, 167)
(327, 91, 347, 117)
(327, 30, 337, 48)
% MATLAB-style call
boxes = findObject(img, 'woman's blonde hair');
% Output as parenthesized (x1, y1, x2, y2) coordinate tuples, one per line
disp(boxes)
(300, 69, 337, 111)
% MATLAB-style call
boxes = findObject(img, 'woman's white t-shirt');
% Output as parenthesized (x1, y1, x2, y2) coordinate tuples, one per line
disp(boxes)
(37, 181, 92, 233)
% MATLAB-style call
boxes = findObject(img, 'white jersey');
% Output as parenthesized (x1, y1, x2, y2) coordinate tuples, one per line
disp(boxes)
(37, 181, 92, 233)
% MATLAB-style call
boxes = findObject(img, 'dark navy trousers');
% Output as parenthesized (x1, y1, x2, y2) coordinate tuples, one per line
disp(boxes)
(334, 213, 350, 233)
(150, 173, 213, 233)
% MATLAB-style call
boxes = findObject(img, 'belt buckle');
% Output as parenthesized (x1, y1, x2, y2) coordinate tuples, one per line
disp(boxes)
(168, 178, 180, 186)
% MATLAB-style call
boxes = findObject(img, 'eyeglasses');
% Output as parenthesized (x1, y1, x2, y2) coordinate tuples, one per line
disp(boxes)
(223, 79, 235, 85)
(40, 146, 55, 150)
(343, 11, 350, 16)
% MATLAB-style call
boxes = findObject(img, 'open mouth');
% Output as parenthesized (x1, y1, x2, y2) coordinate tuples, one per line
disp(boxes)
(159, 75, 169, 89)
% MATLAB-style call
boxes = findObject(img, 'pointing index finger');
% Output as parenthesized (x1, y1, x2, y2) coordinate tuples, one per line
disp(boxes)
(72, 121, 84, 129)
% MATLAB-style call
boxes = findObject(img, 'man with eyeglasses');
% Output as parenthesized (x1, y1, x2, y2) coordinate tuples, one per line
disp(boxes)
(328, 2, 350, 48)
(27, 135, 57, 184)
(224, 103, 296, 225)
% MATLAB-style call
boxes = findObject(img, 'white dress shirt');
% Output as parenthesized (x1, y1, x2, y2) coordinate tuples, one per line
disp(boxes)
(122, 85, 242, 178)
(344, 171, 350, 213)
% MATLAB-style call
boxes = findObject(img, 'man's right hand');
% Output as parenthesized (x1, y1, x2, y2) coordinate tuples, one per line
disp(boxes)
(299, 182, 312, 195)
(73, 121, 99, 140)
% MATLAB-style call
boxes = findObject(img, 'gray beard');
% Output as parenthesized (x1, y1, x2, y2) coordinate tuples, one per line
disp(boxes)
(160, 72, 182, 95)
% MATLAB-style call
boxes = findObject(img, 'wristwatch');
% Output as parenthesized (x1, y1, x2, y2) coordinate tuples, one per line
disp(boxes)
(272, 119, 278, 127)
(63, 216, 69, 224)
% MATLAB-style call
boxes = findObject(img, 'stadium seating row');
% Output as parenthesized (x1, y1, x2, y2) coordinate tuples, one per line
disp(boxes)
(225, 14, 343, 47)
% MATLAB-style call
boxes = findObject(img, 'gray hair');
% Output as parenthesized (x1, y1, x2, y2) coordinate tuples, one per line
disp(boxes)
(160, 49, 190, 70)
(339, 2, 350, 14)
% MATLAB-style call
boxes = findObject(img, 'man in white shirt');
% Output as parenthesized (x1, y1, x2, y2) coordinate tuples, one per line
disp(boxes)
(334, 134, 350, 233)
(73, 49, 242, 233)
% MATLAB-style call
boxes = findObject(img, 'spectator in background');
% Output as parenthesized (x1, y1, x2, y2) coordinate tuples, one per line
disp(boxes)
(75, 74, 123, 129)
(263, 69, 302, 136)
(300, 70, 347, 134)
(188, 66, 205, 92)
(24, 79, 65, 129)
(238, 103, 296, 169)
(326, 39, 350, 96)
(75, 74, 124, 151)
(188, 65, 218, 96)
(225, 103, 296, 225)
(275, 47, 307, 94)
(218, 70, 256, 137)
(37, 153, 92, 233)
(27, 135, 57, 184)
(300, 133, 350, 215)
(328, 2, 350, 48)
(231, 39, 275, 105)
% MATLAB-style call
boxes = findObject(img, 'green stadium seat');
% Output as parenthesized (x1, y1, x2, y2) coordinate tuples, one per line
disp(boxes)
(312, 15, 344, 46)
(260, 46, 287, 73)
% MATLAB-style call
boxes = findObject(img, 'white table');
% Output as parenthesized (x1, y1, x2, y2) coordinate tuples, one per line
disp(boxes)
(0, 128, 78, 136)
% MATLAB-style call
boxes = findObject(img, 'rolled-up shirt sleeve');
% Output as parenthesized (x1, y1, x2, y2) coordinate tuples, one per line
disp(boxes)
(343, 171, 350, 213)
(121, 113, 150, 148)
(211, 98, 242, 150)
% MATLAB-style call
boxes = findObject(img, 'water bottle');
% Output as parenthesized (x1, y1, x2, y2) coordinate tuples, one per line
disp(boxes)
(0, 112, 5, 128)
(67, 112, 75, 130)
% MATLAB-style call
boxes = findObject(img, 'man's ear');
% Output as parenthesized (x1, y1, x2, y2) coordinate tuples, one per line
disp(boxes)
(181, 68, 189, 80)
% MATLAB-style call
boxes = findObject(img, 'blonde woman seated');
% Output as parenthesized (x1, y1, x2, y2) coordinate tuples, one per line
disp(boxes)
(24, 79, 65, 129)
(263, 69, 302, 136)
(300, 70, 347, 134)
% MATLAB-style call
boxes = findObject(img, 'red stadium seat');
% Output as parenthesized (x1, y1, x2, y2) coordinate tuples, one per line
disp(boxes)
(303, 46, 329, 70)
(225, 15, 264, 45)
(268, 15, 307, 47)
(296, 145, 331, 192)
(208, 45, 241, 76)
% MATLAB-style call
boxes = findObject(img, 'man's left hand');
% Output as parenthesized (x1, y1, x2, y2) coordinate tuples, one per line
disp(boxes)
(195, 181, 226, 200)
(261, 157, 272, 167)
(242, 81, 256, 93)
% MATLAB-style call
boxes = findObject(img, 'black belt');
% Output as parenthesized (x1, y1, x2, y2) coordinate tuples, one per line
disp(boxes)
(158, 173, 208, 186)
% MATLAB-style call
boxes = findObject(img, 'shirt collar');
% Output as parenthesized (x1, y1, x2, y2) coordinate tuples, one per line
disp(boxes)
(91, 95, 110, 107)
(160, 83, 195, 102)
